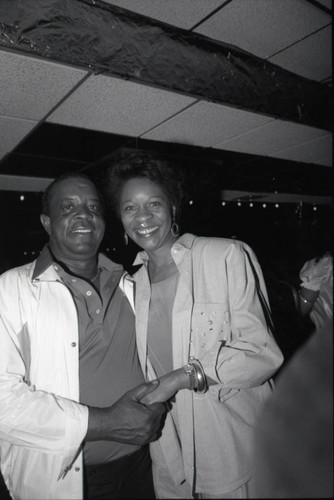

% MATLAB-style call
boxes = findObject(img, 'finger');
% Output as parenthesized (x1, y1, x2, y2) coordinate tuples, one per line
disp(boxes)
(147, 402, 166, 415)
(130, 380, 160, 401)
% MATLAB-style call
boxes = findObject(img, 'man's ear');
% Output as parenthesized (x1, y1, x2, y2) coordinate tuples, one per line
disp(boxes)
(40, 214, 51, 235)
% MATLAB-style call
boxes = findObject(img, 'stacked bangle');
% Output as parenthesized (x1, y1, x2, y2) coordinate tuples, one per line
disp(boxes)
(183, 359, 208, 394)
(298, 290, 315, 305)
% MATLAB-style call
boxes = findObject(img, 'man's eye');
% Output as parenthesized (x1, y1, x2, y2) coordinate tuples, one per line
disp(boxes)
(89, 204, 100, 211)
(62, 204, 73, 211)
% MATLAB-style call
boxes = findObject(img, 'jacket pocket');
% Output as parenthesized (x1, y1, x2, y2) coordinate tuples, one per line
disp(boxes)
(190, 303, 232, 358)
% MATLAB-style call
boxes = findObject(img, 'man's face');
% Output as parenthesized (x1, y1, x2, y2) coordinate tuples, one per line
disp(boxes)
(40, 177, 105, 264)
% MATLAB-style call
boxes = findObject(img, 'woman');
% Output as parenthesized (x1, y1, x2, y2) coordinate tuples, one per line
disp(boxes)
(108, 152, 283, 499)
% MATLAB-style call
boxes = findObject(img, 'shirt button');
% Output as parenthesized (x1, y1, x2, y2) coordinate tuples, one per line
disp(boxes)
(54, 265, 58, 271)
(72, 278, 77, 283)
(96, 309, 101, 314)
(75, 467, 80, 472)
(71, 342, 77, 347)
(86, 290, 92, 296)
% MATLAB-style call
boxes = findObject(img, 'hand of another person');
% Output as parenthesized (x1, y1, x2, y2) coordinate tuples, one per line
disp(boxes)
(140, 369, 190, 405)
(87, 381, 166, 445)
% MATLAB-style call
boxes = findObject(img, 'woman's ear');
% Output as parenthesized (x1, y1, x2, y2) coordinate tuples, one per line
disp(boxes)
(40, 214, 51, 235)
(172, 206, 176, 219)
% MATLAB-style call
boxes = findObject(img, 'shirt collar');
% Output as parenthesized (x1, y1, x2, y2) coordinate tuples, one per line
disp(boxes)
(33, 245, 124, 280)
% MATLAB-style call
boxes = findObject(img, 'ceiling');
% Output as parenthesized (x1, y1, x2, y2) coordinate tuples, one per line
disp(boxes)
(0, 0, 332, 202)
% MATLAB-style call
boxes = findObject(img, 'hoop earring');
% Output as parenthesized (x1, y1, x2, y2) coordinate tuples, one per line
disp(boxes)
(171, 222, 180, 237)
(124, 232, 129, 246)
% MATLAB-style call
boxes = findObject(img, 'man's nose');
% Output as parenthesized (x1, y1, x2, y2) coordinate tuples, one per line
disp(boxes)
(75, 206, 92, 218)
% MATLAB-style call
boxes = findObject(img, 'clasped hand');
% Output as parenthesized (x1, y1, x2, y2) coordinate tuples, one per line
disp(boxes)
(140, 369, 187, 406)
(87, 381, 166, 446)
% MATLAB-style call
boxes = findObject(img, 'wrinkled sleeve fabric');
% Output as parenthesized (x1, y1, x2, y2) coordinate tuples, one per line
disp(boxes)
(0, 271, 88, 475)
(199, 241, 283, 389)
(299, 254, 332, 291)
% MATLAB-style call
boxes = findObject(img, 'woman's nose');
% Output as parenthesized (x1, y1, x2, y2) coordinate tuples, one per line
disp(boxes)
(136, 208, 152, 222)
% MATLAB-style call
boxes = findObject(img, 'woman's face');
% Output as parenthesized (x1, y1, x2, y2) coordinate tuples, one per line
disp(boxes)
(119, 177, 176, 253)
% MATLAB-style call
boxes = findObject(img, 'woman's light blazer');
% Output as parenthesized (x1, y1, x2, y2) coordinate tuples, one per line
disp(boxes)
(133, 233, 284, 495)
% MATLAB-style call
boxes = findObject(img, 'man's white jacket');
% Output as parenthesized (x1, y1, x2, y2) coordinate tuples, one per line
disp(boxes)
(0, 256, 133, 499)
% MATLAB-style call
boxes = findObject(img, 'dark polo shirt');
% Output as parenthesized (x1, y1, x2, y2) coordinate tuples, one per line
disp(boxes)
(34, 246, 145, 465)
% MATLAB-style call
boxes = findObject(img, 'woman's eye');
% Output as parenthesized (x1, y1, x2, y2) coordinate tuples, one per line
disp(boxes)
(124, 205, 135, 212)
(150, 201, 161, 207)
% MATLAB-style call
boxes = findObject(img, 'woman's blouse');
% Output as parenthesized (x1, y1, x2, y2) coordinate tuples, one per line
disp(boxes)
(147, 272, 179, 377)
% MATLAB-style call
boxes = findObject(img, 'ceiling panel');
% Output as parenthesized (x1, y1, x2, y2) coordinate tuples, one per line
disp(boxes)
(101, 0, 224, 29)
(215, 120, 331, 163)
(0, 116, 37, 155)
(269, 25, 332, 81)
(142, 101, 274, 147)
(194, 0, 331, 59)
(0, 50, 88, 120)
(0, 175, 51, 192)
(271, 134, 332, 165)
(316, 0, 332, 8)
(47, 74, 196, 135)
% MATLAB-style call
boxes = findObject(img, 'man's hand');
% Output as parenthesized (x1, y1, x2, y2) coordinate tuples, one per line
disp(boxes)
(86, 381, 166, 446)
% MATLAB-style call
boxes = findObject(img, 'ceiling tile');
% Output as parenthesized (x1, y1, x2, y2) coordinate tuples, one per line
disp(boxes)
(101, 0, 224, 29)
(47, 75, 195, 135)
(316, 0, 332, 9)
(0, 175, 52, 192)
(215, 120, 329, 159)
(271, 134, 332, 165)
(195, 0, 331, 59)
(0, 116, 37, 153)
(0, 50, 88, 120)
(269, 26, 332, 81)
(0, 151, 7, 162)
(142, 102, 273, 147)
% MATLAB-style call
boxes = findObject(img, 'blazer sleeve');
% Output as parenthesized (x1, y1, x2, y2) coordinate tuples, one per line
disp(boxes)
(199, 242, 284, 388)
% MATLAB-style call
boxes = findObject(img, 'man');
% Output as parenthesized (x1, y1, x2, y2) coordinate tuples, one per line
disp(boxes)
(0, 173, 165, 500)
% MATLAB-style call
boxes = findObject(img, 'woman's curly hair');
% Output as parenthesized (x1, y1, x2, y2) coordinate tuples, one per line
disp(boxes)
(107, 151, 186, 220)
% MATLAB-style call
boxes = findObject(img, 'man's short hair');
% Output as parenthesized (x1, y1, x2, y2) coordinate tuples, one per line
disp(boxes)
(41, 172, 105, 216)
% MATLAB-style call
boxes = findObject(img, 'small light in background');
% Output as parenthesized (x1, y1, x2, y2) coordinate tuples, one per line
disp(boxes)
(189, 200, 193, 205)
(262, 203, 267, 208)
(275, 203, 279, 208)
(221, 201, 226, 206)
(313, 205, 317, 211)
(237, 202, 241, 207)
(249, 202, 253, 207)
(20, 195, 25, 201)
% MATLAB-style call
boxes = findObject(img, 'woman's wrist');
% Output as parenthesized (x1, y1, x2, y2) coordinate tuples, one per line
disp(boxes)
(182, 359, 208, 394)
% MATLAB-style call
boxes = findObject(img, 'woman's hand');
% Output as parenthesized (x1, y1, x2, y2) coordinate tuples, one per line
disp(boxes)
(140, 368, 190, 405)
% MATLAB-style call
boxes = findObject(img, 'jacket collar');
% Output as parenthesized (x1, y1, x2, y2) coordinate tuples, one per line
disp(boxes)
(133, 233, 197, 267)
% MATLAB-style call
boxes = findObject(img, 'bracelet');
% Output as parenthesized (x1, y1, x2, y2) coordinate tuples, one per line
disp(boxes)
(188, 359, 208, 394)
(183, 363, 197, 390)
(298, 290, 315, 305)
